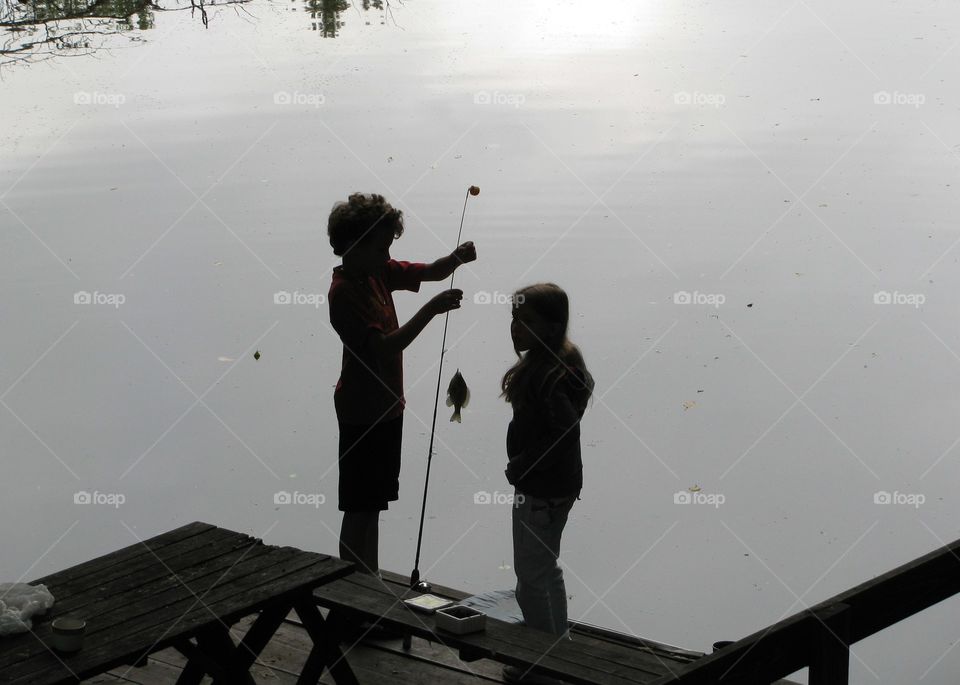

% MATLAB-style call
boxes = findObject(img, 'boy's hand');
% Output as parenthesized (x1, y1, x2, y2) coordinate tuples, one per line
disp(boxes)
(426, 289, 463, 316)
(451, 241, 477, 266)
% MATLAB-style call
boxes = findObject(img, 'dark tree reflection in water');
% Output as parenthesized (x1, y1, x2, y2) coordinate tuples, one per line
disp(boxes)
(0, 0, 400, 68)
(0, 0, 251, 67)
(297, 0, 392, 38)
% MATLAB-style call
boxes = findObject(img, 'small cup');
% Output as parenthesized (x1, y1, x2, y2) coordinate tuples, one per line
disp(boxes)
(50, 618, 86, 653)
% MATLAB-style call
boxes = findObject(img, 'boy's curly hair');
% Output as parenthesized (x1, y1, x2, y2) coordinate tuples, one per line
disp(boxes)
(328, 193, 404, 256)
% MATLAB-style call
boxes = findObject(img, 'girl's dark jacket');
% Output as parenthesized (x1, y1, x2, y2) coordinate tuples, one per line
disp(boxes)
(504, 366, 589, 499)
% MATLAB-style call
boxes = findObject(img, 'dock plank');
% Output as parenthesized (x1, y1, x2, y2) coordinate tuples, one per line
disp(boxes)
(46, 527, 250, 601)
(35, 523, 218, 589)
(101, 656, 196, 685)
(315, 573, 683, 684)
(377, 570, 701, 664)
(34, 537, 274, 627)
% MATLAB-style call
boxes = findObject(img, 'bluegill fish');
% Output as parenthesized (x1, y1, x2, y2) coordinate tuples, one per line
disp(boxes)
(446, 369, 470, 423)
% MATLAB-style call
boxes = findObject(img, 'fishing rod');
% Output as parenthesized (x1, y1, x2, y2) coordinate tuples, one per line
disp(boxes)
(410, 185, 479, 590)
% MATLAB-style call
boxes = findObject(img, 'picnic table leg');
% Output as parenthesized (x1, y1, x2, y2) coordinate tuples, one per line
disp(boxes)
(233, 603, 291, 671)
(174, 638, 225, 685)
(294, 597, 360, 685)
(195, 624, 258, 685)
(175, 660, 208, 685)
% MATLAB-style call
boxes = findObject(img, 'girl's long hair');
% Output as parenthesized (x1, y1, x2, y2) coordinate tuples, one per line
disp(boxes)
(501, 283, 594, 413)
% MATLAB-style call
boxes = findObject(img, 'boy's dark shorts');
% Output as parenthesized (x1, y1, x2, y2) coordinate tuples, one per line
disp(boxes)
(338, 417, 403, 512)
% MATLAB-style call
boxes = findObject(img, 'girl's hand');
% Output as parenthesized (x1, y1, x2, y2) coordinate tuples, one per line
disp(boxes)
(426, 289, 463, 315)
(452, 241, 477, 265)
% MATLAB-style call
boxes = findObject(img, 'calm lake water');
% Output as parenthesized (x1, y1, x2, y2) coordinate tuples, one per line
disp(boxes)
(3, 0, 960, 682)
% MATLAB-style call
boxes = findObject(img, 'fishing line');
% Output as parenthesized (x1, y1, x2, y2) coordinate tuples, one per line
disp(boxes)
(411, 186, 477, 589)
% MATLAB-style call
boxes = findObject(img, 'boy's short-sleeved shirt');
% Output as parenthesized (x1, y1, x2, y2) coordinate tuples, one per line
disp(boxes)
(329, 260, 428, 425)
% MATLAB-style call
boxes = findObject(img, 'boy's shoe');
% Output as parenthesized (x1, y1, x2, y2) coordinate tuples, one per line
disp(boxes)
(502, 664, 564, 684)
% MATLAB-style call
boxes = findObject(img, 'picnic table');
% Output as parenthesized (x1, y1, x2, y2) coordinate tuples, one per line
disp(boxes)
(0, 521, 356, 685)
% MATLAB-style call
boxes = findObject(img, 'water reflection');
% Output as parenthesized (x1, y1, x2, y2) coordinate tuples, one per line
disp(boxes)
(0, 0, 249, 66)
(298, 0, 388, 37)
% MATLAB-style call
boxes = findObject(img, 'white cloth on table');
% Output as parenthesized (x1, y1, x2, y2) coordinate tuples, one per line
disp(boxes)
(0, 583, 55, 636)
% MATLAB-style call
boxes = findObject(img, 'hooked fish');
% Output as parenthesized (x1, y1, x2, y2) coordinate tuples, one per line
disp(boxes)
(446, 369, 470, 423)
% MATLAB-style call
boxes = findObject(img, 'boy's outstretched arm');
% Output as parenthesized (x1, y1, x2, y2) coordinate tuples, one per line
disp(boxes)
(422, 242, 477, 281)
(368, 289, 463, 357)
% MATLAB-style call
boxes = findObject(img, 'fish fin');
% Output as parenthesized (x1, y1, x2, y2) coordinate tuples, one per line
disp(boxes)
(445, 395, 453, 407)
(450, 409, 461, 423)
(461, 387, 471, 408)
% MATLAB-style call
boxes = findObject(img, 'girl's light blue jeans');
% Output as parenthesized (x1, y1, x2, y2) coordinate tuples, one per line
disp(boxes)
(512, 490, 576, 637)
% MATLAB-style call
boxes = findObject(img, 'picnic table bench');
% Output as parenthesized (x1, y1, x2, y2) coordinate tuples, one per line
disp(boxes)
(0, 521, 356, 685)
(313, 571, 702, 685)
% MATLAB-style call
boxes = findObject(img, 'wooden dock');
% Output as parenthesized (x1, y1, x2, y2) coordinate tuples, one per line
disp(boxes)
(16, 521, 960, 684)
(76, 569, 796, 685)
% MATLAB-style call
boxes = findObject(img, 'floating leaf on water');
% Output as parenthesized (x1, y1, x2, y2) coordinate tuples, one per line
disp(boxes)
(254, 350, 261, 361)
(682, 400, 696, 410)
(689, 484, 702, 493)
(218, 356, 235, 362)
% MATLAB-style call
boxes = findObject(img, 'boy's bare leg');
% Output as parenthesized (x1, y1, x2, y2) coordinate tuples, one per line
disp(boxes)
(340, 511, 379, 574)
(365, 514, 380, 577)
